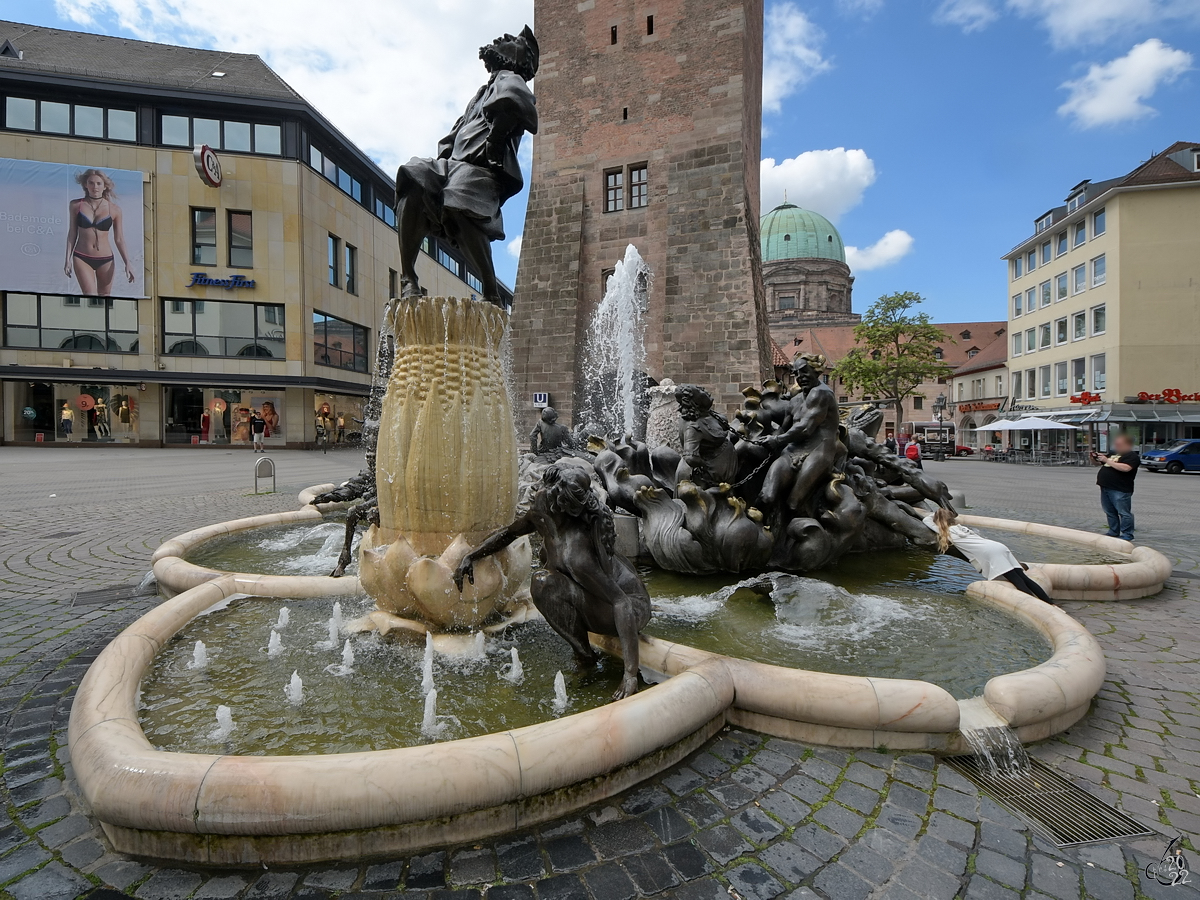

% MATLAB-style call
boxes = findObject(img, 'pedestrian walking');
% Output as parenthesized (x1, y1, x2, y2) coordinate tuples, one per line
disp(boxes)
(925, 508, 1053, 603)
(884, 436, 897, 455)
(251, 409, 266, 453)
(905, 438, 923, 470)
(1094, 433, 1139, 541)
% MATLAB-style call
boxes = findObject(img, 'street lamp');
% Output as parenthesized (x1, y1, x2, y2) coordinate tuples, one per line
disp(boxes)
(932, 392, 948, 461)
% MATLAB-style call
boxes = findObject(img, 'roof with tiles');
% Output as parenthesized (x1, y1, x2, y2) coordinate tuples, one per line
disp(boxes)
(787, 321, 1006, 368)
(951, 330, 1010, 377)
(0, 19, 301, 102)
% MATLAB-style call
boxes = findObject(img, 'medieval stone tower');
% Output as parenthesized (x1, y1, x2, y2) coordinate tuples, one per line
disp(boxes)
(508, 0, 772, 430)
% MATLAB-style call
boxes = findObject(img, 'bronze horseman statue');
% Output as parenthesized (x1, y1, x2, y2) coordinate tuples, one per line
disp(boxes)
(395, 28, 539, 307)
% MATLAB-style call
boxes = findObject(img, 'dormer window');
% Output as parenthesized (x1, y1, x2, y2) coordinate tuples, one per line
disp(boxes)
(934, 348, 944, 360)
(1194, 151, 1200, 172)
(967, 348, 979, 358)
(1067, 193, 1084, 213)
(1035, 214, 1053, 233)
(960, 330, 971, 340)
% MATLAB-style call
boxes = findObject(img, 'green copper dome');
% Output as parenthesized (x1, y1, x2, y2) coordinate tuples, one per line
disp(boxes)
(760, 202, 845, 263)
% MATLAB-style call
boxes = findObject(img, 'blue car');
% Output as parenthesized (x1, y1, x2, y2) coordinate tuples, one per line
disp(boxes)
(1142, 440, 1200, 475)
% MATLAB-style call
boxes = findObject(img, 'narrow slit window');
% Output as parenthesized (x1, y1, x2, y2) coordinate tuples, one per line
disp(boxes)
(611, 25, 618, 44)
(647, 15, 654, 34)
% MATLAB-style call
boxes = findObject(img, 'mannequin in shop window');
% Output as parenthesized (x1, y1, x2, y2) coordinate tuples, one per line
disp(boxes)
(200, 408, 210, 444)
(94, 398, 110, 440)
(209, 402, 227, 443)
(60, 401, 74, 438)
(117, 399, 131, 433)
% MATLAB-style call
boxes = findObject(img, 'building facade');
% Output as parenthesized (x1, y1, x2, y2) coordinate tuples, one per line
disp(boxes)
(760, 202, 858, 348)
(1001, 141, 1200, 447)
(948, 331, 1009, 447)
(0, 20, 500, 448)
(508, 0, 772, 429)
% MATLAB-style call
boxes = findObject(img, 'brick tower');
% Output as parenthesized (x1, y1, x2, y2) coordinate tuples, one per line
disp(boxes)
(508, 0, 771, 431)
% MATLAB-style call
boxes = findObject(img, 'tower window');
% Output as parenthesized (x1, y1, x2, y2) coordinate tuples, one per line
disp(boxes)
(605, 169, 624, 212)
(647, 15, 654, 34)
(623, 107, 628, 121)
(783, 233, 791, 242)
(610, 25, 617, 44)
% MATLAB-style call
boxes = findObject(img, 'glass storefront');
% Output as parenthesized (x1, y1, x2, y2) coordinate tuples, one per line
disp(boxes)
(163, 386, 285, 446)
(14, 381, 141, 442)
(314, 392, 365, 444)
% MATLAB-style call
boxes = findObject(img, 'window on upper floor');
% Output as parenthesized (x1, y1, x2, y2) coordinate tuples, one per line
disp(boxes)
(192, 208, 217, 266)
(996, 375, 1004, 396)
(164, 298, 284, 358)
(647, 15, 655, 34)
(1025, 368, 1036, 399)
(344, 244, 357, 295)
(1067, 192, 1085, 213)
(1026, 328, 1036, 353)
(913, 396, 923, 410)
(1039, 365, 1051, 397)
(2, 292, 139, 352)
(308, 145, 365, 204)
(327, 235, 339, 287)
(160, 113, 281, 154)
(1092, 304, 1106, 335)
(1012, 371, 1022, 399)
(1036, 213, 1053, 233)
(1092, 353, 1106, 391)
(1073, 221, 1086, 248)
(1026, 288, 1036, 312)
(4, 96, 137, 142)
(1027, 249, 1037, 271)
(1073, 264, 1087, 294)
(1013, 257, 1023, 279)
(605, 169, 624, 212)
(1055, 317, 1067, 345)
(1092, 254, 1106, 287)
(1041, 241, 1052, 265)
(934, 347, 944, 360)
(1093, 208, 1106, 237)
(629, 165, 649, 208)
(779, 295, 797, 310)
(314, 311, 369, 373)
(1072, 358, 1086, 393)
(228, 211, 253, 268)
(1056, 231, 1068, 256)
(1012, 293, 1022, 318)
(388, 269, 398, 299)
(1073, 311, 1087, 340)
(1040, 281, 1051, 308)
(1039, 323, 1051, 350)
(1012, 332, 1023, 357)
(1055, 361, 1068, 396)
(1056, 272, 1068, 302)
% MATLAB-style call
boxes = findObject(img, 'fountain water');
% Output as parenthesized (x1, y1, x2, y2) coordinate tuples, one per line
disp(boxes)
(552, 671, 568, 714)
(187, 640, 207, 670)
(421, 633, 435, 694)
(504, 647, 524, 684)
(275, 607, 290, 630)
(267, 630, 284, 658)
(284, 671, 303, 706)
(317, 617, 339, 651)
(331, 601, 343, 633)
(210, 705, 233, 741)
(581, 244, 650, 438)
(473, 632, 486, 658)
(421, 689, 439, 737)
(957, 697, 1030, 777)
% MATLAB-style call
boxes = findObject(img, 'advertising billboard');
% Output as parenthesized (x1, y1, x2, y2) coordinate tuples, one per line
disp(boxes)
(0, 157, 145, 298)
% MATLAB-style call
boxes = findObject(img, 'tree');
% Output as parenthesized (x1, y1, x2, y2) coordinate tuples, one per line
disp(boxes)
(831, 292, 951, 412)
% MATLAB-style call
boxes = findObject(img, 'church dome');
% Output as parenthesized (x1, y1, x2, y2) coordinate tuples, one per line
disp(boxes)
(760, 202, 845, 264)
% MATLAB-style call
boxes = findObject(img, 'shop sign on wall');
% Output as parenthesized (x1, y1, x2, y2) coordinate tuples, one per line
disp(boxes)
(1137, 389, 1200, 404)
(956, 401, 1003, 413)
(187, 273, 256, 290)
(1070, 391, 1104, 405)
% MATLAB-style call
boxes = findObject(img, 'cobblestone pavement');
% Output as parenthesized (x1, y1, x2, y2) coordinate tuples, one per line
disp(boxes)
(1, 450, 1198, 900)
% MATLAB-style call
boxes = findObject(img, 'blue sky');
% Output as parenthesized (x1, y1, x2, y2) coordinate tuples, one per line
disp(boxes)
(13, 0, 1200, 323)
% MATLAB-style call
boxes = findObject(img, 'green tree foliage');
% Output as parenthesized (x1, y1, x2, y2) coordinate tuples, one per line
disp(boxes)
(832, 292, 951, 409)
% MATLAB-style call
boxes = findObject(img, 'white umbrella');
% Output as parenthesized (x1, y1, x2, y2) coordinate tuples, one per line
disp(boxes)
(974, 417, 1080, 431)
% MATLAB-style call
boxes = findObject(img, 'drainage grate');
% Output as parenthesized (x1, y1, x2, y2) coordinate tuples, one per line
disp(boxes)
(946, 756, 1152, 847)
(43, 530, 82, 539)
(72, 580, 157, 607)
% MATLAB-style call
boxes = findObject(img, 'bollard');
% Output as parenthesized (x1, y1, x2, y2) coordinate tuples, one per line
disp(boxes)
(254, 456, 276, 494)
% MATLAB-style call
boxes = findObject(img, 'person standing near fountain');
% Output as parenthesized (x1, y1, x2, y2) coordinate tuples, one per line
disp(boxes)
(925, 508, 1053, 604)
(454, 463, 651, 701)
(394, 27, 539, 307)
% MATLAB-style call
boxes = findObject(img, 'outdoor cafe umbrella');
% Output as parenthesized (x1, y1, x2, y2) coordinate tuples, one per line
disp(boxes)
(973, 417, 1080, 431)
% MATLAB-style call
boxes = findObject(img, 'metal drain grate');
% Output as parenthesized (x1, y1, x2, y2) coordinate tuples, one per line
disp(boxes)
(72, 581, 157, 607)
(946, 756, 1152, 847)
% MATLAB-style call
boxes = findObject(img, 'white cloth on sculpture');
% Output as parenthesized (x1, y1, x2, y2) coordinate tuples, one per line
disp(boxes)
(923, 516, 1020, 582)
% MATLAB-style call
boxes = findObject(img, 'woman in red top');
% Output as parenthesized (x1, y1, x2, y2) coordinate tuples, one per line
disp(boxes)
(905, 439, 924, 470)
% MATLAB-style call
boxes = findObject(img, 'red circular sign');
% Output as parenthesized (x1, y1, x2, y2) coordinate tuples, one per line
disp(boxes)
(76, 394, 95, 411)
(193, 144, 222, 187)
(211, 398, 227, 413)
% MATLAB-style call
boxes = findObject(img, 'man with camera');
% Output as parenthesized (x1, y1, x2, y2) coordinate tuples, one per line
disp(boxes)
(1094, 433, 1140, 541)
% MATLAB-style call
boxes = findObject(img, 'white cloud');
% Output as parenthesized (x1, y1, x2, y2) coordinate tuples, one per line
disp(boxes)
(935, 0, 1200, 45)
(845, 230, 914, 271)
(760, 149, 876, 221)
(53, 0, 536, 174)
(1058, 39, 1192, 128)
(506, 236, 523, 259)
(933, 0, 999, 33)
(838, 0, 885, 15)
(762, 3, 831, 114)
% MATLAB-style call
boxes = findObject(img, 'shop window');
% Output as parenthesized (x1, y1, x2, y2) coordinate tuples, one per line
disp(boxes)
(14, 382, 141, 443)
(192, 208, 217, 266)
(163, 298, 284, 358)
(2, 292, 138, 352)
(163, 388, 283, 445)
(228, 211, 253, 268)
(313, 311, 369, 373)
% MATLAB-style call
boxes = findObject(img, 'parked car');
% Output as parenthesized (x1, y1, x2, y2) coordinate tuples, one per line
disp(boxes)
(954, 445, 976, 457)
(1142, 440, 1200, 474)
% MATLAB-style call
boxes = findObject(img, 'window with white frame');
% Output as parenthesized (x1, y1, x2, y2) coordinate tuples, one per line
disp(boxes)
(1039, 323, 1051, 350)
(1055, 317, 1068, 345)
(1073, 264, 1086, 294)
(1093, 208, 1105, 236)
(1092, 254, 1106, 286)
(957, 382, 964, 401)
(1055, 361, 1068, 396)
(1013, 293, 1022, 317)
(996, 374, 1004, 396)
(1012, 333, 1023, 356)
(1013, 257, 1023, 279)
(1026, 288, 1036, 313)
(1039, 365, 1051, 397)
(1026, 328, 1036, 353)
(1036, 214, 1053, 233)
(1073, 311, 1086, 340)
(1026, 368, 1036, 399)
(1041, 241, 1052, 265)
(1040, 281, 1051, 307)
(1072, 358, 1085, 393)
(1091, 353, 1106, 391)
(1056, 231, 1068, 256)
(1013, 371, 1022, 399)
(1092, 304, 1106, 335)
(1056, 272, 1068, 301)
(1027, 249, 1037, 271)
(1073, 221, 1086, 247)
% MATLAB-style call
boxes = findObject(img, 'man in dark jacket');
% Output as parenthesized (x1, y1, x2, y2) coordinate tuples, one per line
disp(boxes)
(251, 410, 266, 454)
(1095, 433, 1139, 540)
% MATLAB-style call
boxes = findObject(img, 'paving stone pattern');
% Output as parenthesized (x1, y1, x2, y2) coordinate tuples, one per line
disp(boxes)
(1, 451, 1198, 899)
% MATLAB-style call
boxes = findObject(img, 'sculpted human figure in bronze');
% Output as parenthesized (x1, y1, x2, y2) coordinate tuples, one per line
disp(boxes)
(675, 384, 739, 488)
(395, 28, 539, 307)
(529, 406, 573, 458)
(454, 463, 651, 700)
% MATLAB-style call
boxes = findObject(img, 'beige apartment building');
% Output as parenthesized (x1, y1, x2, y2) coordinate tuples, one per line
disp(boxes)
(0, 21, 501, 448)
(1001, 142, 1200, 449)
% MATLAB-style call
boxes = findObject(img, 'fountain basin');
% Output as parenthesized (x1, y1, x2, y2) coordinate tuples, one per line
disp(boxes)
(70, 486, 1170, 864)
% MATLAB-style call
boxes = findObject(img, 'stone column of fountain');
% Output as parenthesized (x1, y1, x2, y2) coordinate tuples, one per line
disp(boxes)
(358, 296, 532, 630)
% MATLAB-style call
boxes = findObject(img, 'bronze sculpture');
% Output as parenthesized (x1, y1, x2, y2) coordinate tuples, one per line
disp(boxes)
(529, 406, 573, 458)
(395, 28, 539, 307)
(454, 463, 651, 700)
